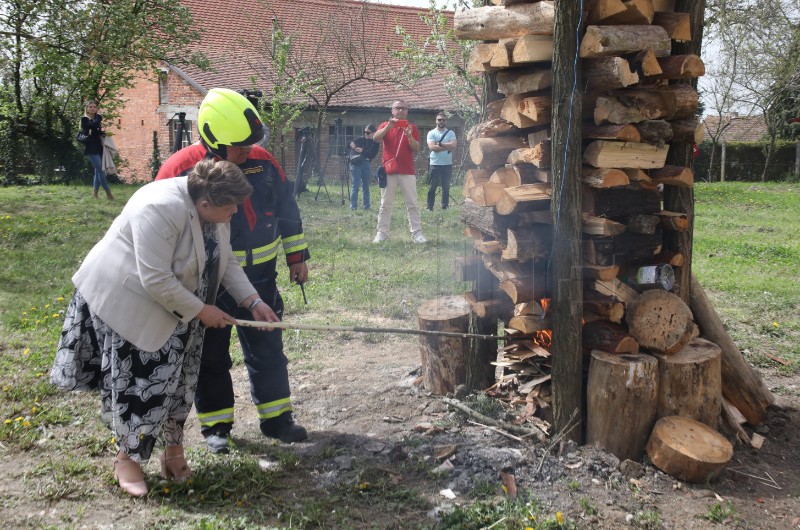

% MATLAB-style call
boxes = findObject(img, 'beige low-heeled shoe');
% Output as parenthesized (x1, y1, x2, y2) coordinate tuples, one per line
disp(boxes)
(160, 445, 192, 482)
(113, 454, 148, 497)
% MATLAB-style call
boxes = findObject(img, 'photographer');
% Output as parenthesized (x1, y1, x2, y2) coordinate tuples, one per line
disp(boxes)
(348, 123, 378, 210)
(426, 112, 457, 211)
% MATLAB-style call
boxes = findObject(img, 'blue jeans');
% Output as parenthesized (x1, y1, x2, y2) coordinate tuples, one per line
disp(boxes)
(427, 164, 452, 210)
(87, 153, 110, 193)
(350, 161, 371, 210)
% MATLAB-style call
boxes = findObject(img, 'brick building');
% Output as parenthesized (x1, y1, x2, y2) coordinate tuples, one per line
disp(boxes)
(111, 0, 463, 182)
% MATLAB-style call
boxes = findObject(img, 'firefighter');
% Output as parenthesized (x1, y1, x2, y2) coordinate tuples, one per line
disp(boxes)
(156, 88, 310, 452)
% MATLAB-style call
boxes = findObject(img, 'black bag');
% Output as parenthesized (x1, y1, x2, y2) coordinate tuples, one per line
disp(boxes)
(76, 131, 89, 143)
(349, 153, 364, 164)
(376, 165, 387, 188)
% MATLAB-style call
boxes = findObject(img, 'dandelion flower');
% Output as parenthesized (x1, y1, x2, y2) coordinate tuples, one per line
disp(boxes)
(3, 419, 11, 424)
(556, 512, 564, 525)
(31, 406, 38, 414)
(45, 304, 50, 309)
(15, 416, 23, 422)
(57, 297, 64, 302)
(23, 348, 30, 356)
(52, 313, 59, 318)
(163, 487, 170, 494)
(23, 421, 30, 428)
(772, 322, 779, 328)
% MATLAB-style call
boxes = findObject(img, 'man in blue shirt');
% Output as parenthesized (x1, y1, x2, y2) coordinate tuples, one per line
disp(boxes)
(426, 112, 458, 211)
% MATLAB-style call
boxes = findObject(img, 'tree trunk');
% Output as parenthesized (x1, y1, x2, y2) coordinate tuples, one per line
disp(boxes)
(689, 274, 774, 425)
(587, 351, 658, 460)
(653, 337, 722, 427)
(417, 296, 473, 395)
(548, 0, 584, 443)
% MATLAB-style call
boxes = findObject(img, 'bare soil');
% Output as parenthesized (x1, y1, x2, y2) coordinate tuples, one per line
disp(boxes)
(1, 311, 798, 529)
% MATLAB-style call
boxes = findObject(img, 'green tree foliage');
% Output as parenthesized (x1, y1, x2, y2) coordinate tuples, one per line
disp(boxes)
(0, 0, 208, 182)
(393, 0, 482, 127)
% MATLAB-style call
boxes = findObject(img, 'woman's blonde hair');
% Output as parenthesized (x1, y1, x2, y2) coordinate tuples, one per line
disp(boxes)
(84, 100, 98, 113)
(188, 159, 252, 206)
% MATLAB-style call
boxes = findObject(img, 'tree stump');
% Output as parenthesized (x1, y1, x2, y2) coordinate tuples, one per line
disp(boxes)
(646, 416, 733, 483)
(418, 296, 472, 395)
(654, 338, 722, 428)
(587, 351, 658, 461)
(626, 289, 695, 354)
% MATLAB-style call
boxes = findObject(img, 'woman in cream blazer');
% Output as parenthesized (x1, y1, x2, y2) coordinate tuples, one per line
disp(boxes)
(51, 159, 277, 497)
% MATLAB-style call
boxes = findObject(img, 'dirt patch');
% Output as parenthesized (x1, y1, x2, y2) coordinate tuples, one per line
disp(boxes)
(1, 313, 798, 529)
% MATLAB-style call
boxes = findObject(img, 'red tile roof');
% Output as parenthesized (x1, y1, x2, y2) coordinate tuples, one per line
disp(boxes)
(702, 115, 768, 142)
(174, 0, 456, 111)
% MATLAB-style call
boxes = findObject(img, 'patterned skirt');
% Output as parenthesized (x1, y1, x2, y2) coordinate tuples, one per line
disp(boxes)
(50, 290, 204, 463)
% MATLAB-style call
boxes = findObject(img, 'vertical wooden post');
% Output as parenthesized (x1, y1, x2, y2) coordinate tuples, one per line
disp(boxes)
(663, 0, 705, 303)
(550, 0, 584, 443)
(720, 141, 727, 182)
(795, 140, 799, 178)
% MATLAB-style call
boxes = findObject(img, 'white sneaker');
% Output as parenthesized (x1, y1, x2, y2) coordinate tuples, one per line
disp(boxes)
(412, 232, 427, 244)
(372, 232, 387, 244)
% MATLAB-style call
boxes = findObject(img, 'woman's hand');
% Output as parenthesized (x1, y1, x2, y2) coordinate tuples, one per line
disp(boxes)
(197, 304, 237, 328)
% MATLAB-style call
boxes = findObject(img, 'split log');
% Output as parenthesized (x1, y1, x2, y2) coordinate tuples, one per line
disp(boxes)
(652, 12, 691, 42)
(657, 210, 690, 232)
(581, 167, 630, 188)
(586, 230, 664, 266)
(583, 57, 639, 90)
(654, 250, 685, 267)
(418, 296, 472, 395)
(596, 0, 654, 24)
(624, 214, 660, 234)
(650, 165, 694, 187)
(626, 49, 662, 77)
(646, 416, 733, 483)
(626, 290, 695, 354)
(581, 264, 620, 281)
(583, 141, 669, 169)
(499, 274, 549, 304)
(623, 168, 657, 189)
(489, 166, 516, 185)
(594, 91, 676, 124)
(583, 321, 639, 353)
(634, 120, 673, 146)
(583, 122, 641, 142)
(582, 186, 661, 218)
(470, 136, 526, 168)
(580, 25, 671, 58)
(502, 227, 553, 261)
(651, 0, 675, 10)
(474, 238, 503, 254)
(507, 142, 551, 168)
(504, 164, 550, 186)
(653, 338, 722, 427)
(653, 54, 705, 79)
(467, 43, 499, 74)
(527, 126, 550, 147)
(474, 182, 507, 206)
(664, 84, 699, 120)
(482, 253, 529, 283)
(464, 291, 513, 321)
(495, 184, 552, 215)
(501, 94, 552, 129)
(463, 169, 491, 199)
(689, 274, 774, 425)
(669, 118, 704, 144)
(585, 0, 627, 23)
(461, 198, 513, 240)
(512, 35, 553, 63)
(466, 119, 518, 141)
(593, 278, 640, 303)
(497, 69, 553, 95)
(508, 314, 549, 334)
(454, 2, 556, 40)
(489, 39, 515, 69)
(455, 255, 498, 299)
(587, 351, 657, 460)
(582, 213, 626, 236)
(584, 289, 626, 323)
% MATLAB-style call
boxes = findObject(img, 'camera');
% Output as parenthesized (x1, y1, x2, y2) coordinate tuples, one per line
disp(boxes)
(237, 89, 263, 108)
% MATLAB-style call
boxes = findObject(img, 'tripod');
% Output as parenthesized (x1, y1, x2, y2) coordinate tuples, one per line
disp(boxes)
(169, 112, 191, 153)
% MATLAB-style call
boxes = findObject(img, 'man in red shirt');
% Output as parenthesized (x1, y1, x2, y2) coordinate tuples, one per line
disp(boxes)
(371, 99, 427, 244)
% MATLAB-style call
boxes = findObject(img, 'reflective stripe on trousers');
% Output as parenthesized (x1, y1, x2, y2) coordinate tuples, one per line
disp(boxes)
(256, 397, 293, 420)
(197, 407, 234, 427)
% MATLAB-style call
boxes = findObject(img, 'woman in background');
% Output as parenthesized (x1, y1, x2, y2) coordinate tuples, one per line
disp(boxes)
(80, 100, 114, 200)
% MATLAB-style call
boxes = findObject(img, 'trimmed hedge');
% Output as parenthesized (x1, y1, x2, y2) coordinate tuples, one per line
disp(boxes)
(695, 140, 799, 182)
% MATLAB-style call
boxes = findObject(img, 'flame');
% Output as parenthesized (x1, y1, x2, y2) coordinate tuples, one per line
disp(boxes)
(533, 298, 552, 348)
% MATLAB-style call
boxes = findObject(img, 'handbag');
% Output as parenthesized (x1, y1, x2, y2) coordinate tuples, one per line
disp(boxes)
(376, 164, 387, 188)
(378, 129, 405, 187)
(76, 131, 89, 143)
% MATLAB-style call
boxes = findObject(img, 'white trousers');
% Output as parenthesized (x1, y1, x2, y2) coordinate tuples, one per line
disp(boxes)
(376, 173, 422, 236)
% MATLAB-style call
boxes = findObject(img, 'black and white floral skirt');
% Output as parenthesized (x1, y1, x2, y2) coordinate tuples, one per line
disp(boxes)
(50, 290, 204, 463)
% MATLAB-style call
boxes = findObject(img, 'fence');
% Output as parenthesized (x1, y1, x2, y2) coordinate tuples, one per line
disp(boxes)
(694, 140, 799, 182)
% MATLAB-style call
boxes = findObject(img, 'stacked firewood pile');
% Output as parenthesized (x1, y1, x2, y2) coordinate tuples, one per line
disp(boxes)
(443, 0, 774, 480)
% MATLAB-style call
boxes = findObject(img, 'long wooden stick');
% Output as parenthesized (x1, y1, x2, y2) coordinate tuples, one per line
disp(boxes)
(235, 319, 508, 341)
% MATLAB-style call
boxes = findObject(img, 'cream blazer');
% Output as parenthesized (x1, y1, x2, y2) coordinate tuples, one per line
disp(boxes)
(73, 177, 255, 351)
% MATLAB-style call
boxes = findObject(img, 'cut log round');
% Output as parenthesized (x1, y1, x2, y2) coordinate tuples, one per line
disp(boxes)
(653, 338, 722, 427)
(587, 351, 658, 461)
(646, 416, 733, 483)
(417, 296, 472, 395)
(626, 289, 695, 354)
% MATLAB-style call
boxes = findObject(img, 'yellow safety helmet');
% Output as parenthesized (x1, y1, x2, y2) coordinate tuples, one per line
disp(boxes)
(198, 88, 264, 154)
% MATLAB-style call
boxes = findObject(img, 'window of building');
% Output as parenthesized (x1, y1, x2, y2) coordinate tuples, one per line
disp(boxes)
(328, 124, 357, 156)
(170, 118, 193, 150)
(158, 72, 168, 105)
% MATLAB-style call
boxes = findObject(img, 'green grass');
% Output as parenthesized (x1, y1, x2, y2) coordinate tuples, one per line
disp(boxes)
(0, 180, 797, 527)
